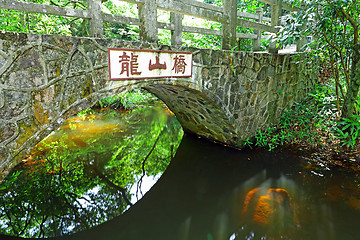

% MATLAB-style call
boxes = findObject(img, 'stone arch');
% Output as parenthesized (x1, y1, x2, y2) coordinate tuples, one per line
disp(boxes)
(144, 84, 239, 145)
(0, 31, 317, 179)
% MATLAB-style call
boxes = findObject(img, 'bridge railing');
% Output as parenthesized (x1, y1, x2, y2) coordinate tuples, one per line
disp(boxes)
(0, 0, 303, 52)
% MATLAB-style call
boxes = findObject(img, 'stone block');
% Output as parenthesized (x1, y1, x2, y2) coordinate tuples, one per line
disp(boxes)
(210, 67, 220, 79)
(256, 66, 267, 82)
(243, 68, 257, 80)
(0, 55, 6, 70)
(212, 50, 223, 65)
(249, 94, 258, 107)
(250, 81, 257, 92)
(202, 68, 210, 80)
(200, 49, 212, 65)
(254, 60, 261, 72)
(245, 55, 254, 69)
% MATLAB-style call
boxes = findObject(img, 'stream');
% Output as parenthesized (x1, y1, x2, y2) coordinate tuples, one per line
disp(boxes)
(0, 101, 359, 240)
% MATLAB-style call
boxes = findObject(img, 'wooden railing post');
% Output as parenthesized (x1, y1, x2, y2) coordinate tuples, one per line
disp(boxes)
(268, 0, 282, 53)
(253, 8, 263, 51)
(87, 0, 103, 38)
(222, 0, 237, 50)
(138, 0, 158, 43)
(171, 12, 182, 46)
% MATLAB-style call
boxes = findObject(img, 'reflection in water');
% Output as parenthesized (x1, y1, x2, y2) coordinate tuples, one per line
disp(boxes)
(241, 187, 295, 225)
(229, 166, 358, 240)
(0, 102, 183, 238)
(0, 103, 360, 240)
(63, 135, 358, 240)
(232, 176, 300, 240)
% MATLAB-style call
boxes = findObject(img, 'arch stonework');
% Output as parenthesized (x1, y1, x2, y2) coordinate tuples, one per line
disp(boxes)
(0, 31, 316, 177)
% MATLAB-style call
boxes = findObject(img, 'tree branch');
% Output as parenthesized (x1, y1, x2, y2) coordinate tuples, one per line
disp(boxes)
(324, 0, 359, 44)
(329, 48, 346, 100)
(339, 6, 359, 44)
(322, 28, 341, 53)
(136, 127, 166, 199)
(4, 209, 18, 235)
(91, 157, 133, 207)
(38, 215, 48, 238)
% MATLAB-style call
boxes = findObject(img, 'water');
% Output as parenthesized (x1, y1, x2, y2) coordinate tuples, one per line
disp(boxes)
(0, 102, 183, 239)
(0, 102, 359, 240)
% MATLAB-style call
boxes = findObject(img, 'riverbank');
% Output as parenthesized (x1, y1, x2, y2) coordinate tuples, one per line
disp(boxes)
(246, 84, 360, 172)
(277, 142, 360, 170)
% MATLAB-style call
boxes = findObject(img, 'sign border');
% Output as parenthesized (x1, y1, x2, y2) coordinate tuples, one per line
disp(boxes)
(108, 48, 193, 81)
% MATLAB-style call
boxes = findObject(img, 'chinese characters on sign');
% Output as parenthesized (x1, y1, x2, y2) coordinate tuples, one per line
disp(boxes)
(108, 48, 192, 80)
(172, 55, 187, 74)
(118, 52, 142, 77)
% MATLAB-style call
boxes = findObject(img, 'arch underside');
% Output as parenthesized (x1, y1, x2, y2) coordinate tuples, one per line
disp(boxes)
(144, 84, 240, 146)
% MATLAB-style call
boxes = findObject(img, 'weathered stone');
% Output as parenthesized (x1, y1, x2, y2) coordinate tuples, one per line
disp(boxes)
(243, 68, 257, 80)
(238, 85, 245, 95)
(0, 55, 7, 69)
(257, 67, 267, 82)
(249, 94, 257, 107)
(245, 56, 254, 69)
(210, 67, 220, 79)
(202, 68, 210, 80)
(244, 81, 250, 90)
(250, 81, 257, 92)
(254, 60, 261, 72)
(201, 49, 212, 65)
(212, 51, 223, 65)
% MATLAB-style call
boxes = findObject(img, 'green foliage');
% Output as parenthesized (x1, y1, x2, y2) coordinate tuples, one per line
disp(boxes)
(97, 89, 158, 110)
(277, 0, 360, 117)
(248, 83, 359, 150)
(0, 0, 88, 36)
(243, 137, 253, 149)
(158, 29, 172, 46)
(0, 0, 140, 39)
(237, 0, 265, 13)
(254, 129, 268, 147)
(119, 89, 157, 109)
(102, 1, 139, 40)
(335, 115, 360, 148)
(248, 84, 342, 151)
(104, 23, 139, 41)
(182, 31, 222, 50)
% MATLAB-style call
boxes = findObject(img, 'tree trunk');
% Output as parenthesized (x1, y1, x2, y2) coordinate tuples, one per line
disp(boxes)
(342, 44, 360, 118)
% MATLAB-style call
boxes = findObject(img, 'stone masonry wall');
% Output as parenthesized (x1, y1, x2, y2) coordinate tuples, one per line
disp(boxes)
(0, 31, 316, 178)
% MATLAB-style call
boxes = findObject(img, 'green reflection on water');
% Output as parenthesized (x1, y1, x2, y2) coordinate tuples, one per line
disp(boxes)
(0, 102, 183, 238)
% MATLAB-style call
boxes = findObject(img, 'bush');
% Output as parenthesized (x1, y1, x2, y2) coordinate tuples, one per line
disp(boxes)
(245, 84, 354, 151)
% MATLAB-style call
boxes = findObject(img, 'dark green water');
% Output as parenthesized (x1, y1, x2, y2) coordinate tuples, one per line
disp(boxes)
(0, 102, 359, 240)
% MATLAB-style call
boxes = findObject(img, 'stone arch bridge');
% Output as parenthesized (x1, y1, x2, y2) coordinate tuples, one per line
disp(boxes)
(0, 31, 315, 177)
